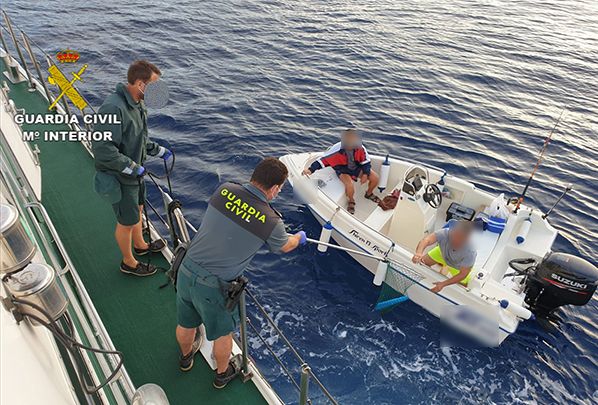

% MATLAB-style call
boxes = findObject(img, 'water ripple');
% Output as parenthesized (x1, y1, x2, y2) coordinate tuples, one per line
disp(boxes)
(4, 0, 597, 403)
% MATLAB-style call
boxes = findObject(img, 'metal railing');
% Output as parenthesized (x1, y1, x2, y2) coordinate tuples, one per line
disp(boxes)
(0, 10, 135, 403)
(1, 9, 339, 403)
(0, 130, 134, 403)
(148, 178, 338, 404)
(243, 289, 338, 405)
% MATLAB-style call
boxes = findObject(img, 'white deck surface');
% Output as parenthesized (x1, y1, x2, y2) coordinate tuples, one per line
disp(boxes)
(1, 304, 77, 405)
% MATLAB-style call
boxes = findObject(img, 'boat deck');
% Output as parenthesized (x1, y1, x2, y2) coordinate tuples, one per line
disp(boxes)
(1, 59, 266, 404)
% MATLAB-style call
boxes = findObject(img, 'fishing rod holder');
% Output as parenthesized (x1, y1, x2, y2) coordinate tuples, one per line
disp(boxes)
(542, 183, 572, 220)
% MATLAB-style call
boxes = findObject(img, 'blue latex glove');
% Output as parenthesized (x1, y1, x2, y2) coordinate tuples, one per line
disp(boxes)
(136, 166, 146, 177)
(297, 231, 307, 245)
(159, 146, 172, 161)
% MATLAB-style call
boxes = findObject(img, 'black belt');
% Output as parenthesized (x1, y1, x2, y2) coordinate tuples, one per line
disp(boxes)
(180, 261, 248, 311)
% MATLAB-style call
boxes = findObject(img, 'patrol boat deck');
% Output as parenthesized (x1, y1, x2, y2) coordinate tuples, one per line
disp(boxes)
(0, 12, 337, 404)
(0, 52, 270, 405)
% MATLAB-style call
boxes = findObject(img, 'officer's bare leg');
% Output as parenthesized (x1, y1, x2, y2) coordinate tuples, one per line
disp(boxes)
(176, 325, 197, 356)
(132, 205, 150, 250)
(115, 223, 137, 267)
(213, 334, 233, 373)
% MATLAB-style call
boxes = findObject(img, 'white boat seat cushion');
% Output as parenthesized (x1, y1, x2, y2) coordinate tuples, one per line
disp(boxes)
(472, 229, 500, 268)
(311, 167, 346, 203)
(364, 206, 395, 231)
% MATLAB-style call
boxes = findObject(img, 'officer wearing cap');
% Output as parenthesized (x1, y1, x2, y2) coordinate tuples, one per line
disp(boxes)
(175, 157, 305, 389)
(92, 60, 171, 277)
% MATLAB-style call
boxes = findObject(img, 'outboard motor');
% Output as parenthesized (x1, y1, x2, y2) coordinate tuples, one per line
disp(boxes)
(524, 252, 597, 321)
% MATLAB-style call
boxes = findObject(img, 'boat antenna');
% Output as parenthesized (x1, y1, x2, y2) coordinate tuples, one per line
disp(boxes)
(514, 109, 565, 213)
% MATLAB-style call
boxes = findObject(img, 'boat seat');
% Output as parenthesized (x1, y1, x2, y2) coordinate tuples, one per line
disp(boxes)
(442, 219, 501, 269)
(364, 206, 395, 231)
(311, 167, 345, 203)
(472, 229, 501, 269)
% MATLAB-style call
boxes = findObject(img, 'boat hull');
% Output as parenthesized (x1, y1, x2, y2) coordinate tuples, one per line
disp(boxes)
(280, 151, 549, 345)
(307, 205, 513, 345)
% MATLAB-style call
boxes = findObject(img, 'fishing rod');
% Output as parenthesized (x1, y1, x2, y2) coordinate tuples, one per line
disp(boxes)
(514, 109, 565, 213)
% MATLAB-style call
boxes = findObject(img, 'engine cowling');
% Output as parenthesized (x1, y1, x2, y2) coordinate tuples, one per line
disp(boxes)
(524, 252, 597, 319)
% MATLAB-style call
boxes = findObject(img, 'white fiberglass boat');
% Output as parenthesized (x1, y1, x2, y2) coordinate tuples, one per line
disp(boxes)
(280, 151, 597, 346)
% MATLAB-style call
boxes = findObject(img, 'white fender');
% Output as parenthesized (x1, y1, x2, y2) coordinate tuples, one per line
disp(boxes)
(373, 260, 388, 286)
(499, 299, 533, 320)
(516, 216, 532, 244)
(317, 222, 333, 253)
(378, 155, 390, 192)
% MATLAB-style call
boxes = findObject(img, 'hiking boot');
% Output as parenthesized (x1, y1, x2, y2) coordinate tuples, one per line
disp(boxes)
(120, 261, 158, 277)
(134, 239, 166, 255)
(213, 364, 240, 389)
(179, 328, 203, 372)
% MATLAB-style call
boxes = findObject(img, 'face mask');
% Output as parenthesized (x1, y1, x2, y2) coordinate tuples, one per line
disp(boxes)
(142, 80, 169, 108)
(270, 184, 283, 201)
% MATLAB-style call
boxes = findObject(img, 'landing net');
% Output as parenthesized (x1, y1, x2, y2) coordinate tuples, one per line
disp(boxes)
(376, 261, 426, 313)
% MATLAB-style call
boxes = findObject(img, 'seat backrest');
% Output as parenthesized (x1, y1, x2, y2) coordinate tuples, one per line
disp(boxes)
(387, 196, 427, 251)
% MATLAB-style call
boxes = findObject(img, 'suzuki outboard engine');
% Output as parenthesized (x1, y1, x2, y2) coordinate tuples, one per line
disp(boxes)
(524, 252, 597, 321)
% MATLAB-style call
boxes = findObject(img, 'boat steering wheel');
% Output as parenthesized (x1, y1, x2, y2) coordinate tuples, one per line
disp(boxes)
(423, 184, 442, 208)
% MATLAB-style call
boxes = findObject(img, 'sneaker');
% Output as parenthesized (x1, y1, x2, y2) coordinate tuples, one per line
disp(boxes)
(213, 364, 240, 389)
(179, 328, 203, 372)
(134, 239, 166, 255)
(119, 261, 158, 277)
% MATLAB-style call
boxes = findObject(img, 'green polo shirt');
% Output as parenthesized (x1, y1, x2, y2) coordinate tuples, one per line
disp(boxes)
(92, 83, 161, 185)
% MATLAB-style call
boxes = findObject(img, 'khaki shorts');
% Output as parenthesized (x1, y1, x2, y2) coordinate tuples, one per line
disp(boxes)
(175, 261, 239, 341)
(111, 182, 145, 226)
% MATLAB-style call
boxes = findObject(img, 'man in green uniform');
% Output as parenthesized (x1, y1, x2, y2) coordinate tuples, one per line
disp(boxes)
(92, 60, 170, 277)
(175, 158, 306, 388)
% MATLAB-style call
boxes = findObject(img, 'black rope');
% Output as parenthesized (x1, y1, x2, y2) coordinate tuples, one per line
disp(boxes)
(141, 174, 153, 263)
(146, 149, 175, 184)
(10, 297, 124, 394)
(136, 149, 176, 274)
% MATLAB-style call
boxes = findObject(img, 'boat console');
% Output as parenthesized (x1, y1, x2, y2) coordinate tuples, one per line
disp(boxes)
(400, 166, 427, 196)
(387, 165, 441, 251)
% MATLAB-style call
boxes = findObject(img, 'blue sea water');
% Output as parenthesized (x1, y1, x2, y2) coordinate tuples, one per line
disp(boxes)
(5, 0, 597, 403)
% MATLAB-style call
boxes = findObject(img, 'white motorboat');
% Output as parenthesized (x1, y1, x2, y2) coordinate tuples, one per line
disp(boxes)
(280, 151, 597, 345)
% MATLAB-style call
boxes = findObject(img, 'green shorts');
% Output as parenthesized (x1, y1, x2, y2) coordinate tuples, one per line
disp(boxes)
(176, 261, 239, 341)
(427, 246, 472, 285)
(111, 182, 146, 226)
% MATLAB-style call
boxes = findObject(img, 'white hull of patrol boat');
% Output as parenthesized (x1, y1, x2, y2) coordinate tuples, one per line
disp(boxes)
(280, 152, 559, 345)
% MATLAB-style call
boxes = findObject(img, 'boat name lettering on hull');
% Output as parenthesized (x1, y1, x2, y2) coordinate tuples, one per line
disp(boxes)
(349, 229, 386, 255)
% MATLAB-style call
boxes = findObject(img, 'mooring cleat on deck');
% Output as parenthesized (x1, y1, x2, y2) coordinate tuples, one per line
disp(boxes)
(213, 363, 240, 389)
(179, 327, 203, 372)
(134, 239, 166, 255)
(119, 261, 158, 277)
